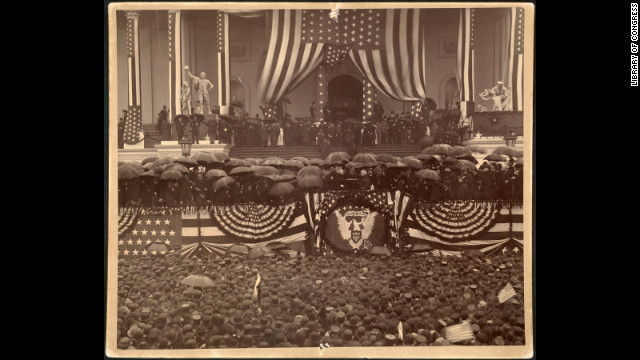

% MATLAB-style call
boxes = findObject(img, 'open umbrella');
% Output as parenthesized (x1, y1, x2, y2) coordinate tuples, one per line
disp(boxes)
(456, 154, 479, 164)
(309, 158, 325, 166)
(265, 174, 296, 182)
(406, 242, 434, 253)
(164, 163, 191, 174)
(421, 144, 454, 156)
(250, 165, 279, 176)
(485, 153, 507, 162)
(119, 164, 142, 179)
(180, 275, 215, 288)
(153, 157, 175, 168)
(456, 159, 477, 171)
(400, 157, 424, 169)
(160, 169, 183, 180)
(492, 146, 520, 158)
(325, 152, 351, 164)
(515, 157, 524, 165)
(269, 182, 295, 196)
(225, 158, 246, 167)
(213, 153, 230, 162)
(452, 146, 472, 156)
(297, 166, 324, 178)
(346, 162, 364, 169)
(375, 154, 396, 163)
(415, 153, 439, 162)
(516, 150, 524, 158)
(416, 169, 441, 180)
(367, 246, 391, 256)
(284, 159, 305, 169)
(139, 170, 157, 178)
(205, 169, 228, 179)
(352, 153, 378, 167)
(143, 162, 155, 170)
(244, 158, 263, 166)
(229, 166, 254, 176)
(213, 176, 236, 190)
(118, 161, 126, 167)
(191, 152, 215, 163)
(147, 242, 171, 254)
(297, 175, 323, 189)
(263, 158, 286, 167)
(175, 156, 199, 168)
(248, 245, 271, 260)
(465, 145, 487, 154)
(227, 244, 250, 257)
(290, 157, 311, 166)
(141, 157, 159, 165)
(279, 169, 296, 176)
(443, 156, 458, 164)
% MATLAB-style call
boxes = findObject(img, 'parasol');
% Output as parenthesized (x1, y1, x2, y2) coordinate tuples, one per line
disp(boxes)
(268, 182, 295, 196)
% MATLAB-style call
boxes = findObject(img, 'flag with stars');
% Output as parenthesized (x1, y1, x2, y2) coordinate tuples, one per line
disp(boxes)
(315, 66, 328, 122)
(506, 7, 524, 111)
(362, 79, 377, 121)
(217, 11, 230, 107)
(456, 8, 475, 103)
(348, 9, 428, 101)
(410, 101, 423, 122)
(123, 105, 142, 144)
(118, 213, 182, 257)
(324, 44, 351, 68)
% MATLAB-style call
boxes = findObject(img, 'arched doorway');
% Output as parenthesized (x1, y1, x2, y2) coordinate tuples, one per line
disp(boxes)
(328, 75, 362, 121)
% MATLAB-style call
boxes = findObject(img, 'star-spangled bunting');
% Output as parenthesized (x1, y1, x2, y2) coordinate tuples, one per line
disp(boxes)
(324, 44, 351, 68)
(362, 79, 377, 121)
(315, 66, 328, 122)
(123, 105, 142, 144)
(411, 101, 423, 121)
(302, 8, 383, 49)
(118, 214, 182, 257)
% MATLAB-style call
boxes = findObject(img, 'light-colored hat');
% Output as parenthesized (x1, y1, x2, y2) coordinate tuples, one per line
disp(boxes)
(497, 81, 503, 85)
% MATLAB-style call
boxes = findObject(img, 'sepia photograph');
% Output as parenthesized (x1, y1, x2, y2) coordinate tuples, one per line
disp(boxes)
(107, 2, 534, 358)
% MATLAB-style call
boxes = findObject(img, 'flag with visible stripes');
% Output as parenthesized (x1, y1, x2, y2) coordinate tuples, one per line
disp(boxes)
(168, 11, 182, 119)
(123, 105, 142, 144)
(126, 13, 141, 108)
(505, 7, 524, 111)
(348, 9, 427, 101)
(118, 213, 182, 257)
(456, 8, 475, 103)
(362, 79, 377, 121)
(498, 282, 516, 304)
(258, 10, 325, 105)
(118, 208, 142, 236)
(445, 320, 474, 343)
(252, 273, 262, 306)
(217, 11, 230, 107)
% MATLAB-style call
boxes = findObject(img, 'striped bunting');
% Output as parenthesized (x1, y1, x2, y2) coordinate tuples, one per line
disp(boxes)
(498, 282, 517, 303)
(118, 208, 141, 236)
(410, 201, 499, 240)
(348, 9, 427, 101)
(456, 8, 475, 102)
(445, 320, 474, 343)
(505, 8, 525, 111)
(257, 10, 325, 105)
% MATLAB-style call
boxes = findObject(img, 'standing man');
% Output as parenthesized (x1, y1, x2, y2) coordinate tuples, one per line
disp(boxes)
(157, 106, 169, 140)
(206, 113, 218, 144)
(270, 122, 281, 148)
(185, 66, 215, 115)
(190, 115, 204, 144)
(260, 122, 269, 147)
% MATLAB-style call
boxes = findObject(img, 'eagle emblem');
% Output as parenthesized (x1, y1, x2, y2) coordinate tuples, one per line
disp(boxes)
(335, 209, 377, 249)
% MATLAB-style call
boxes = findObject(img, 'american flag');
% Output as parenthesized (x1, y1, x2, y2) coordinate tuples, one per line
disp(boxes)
(168, 10, 182, 119)
(123, 105, 142, 144)
(397, 320, 404, 340)
(118, 213, 182, 257)
(324, 44, 351, 68)
(506, 7, 524, 111)
(362, 79, 376, 121)
(456, 8, 475, 102)
(257, 10, 325, 105)
(348, 9, 428, 101)
(498, 282, 517, 303)
(217, 11, 230, 107)
(410, 101, 423, 121)
(315, 66, 328, 122)
(445, 320, 474, 343)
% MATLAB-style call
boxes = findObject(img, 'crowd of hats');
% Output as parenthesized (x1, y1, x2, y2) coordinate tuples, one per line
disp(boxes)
(117, 251, 525, 349)
(118, 144, 524, 207)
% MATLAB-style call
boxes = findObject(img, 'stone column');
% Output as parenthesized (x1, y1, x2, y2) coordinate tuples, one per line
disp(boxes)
(168, 10, 182, 121)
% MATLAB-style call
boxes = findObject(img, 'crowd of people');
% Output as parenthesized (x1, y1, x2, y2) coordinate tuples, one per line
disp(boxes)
(116, 251, 525, 349)
(118, 150, 523, 207)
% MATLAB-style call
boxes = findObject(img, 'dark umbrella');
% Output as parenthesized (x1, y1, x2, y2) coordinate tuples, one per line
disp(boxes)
(325, 152, 351, 164)
(485, 153, 507, 162)
(415, 153, 439, 162)
(418, 135, 435, 149)
(226, 158, 248, 167)
(244, 158, 263, 166)
(462, 249, 485, 258)
(263, 158, 286, 167)
(442, 156, 458, 164)
(400, 157, 424, 169)
(416, 169, 440, 180)
(164, 163, 191, 174)
(227, 244, 250, 257)
(516, 150, 524, 158)
(205, 169, 228, 179)
(119, 164, 142, 180)
(297, 166, 324, 178)
(229, 166, 254, 176)
(297, 176, 323, 189)
(284, 159, 305, 169)
(456, 154, 479, 164)
(376, 154, 396, 163)
(269, 182, 295, 196)
(309, 158, 325, 166)
(465, 145, 487, 154)
(456, 160, 477, 171)
(175, 156, 199, 168)
(290, 157, 311, 166)
(250, 165, 279, 176)
(213, 153, 230, 162)
(141, 157, 159, 165)
(213, 176, 236, 190)
(346, 162, 364, 169)
(352, 153, 378, 167)
(265, 174, 296, 183)
(492, 146, 520, 158)
(153, 157, 175, 168)
(421, 144, 454, 156)
(160, 169, 183, 180)
(515, 158, 524, 165)
(452, 146, 472, 156)
(139, 170, 157, 177)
